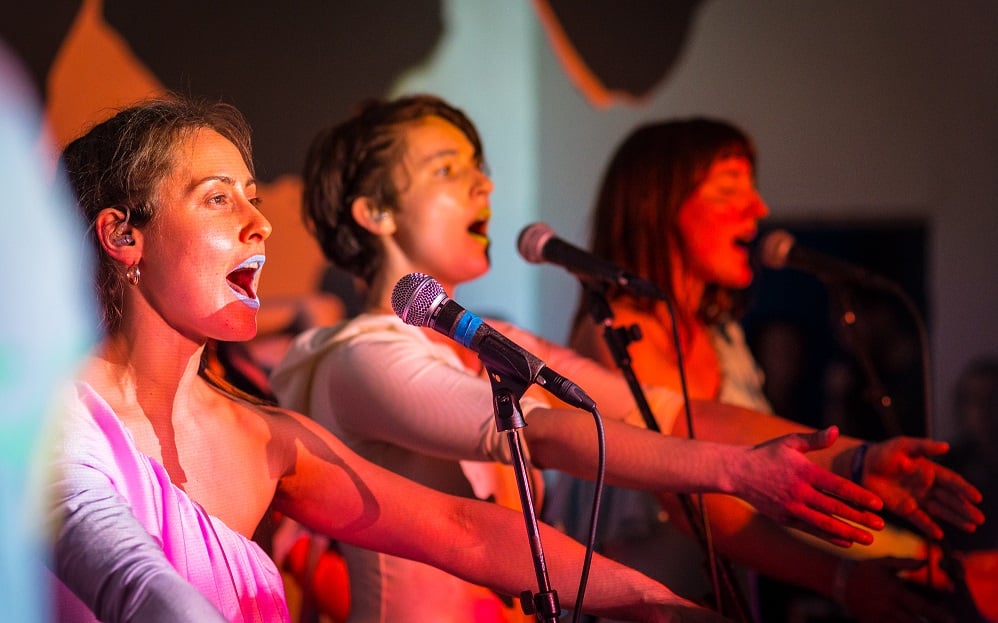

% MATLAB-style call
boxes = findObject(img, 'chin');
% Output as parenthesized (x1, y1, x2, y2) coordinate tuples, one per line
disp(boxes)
(718, 269, 754, 290)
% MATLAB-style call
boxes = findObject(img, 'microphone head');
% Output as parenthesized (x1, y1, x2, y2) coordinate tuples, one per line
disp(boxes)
(517, 222, 555, 264)
(391, 272, 445, 327)
(758, 229, 796, 270)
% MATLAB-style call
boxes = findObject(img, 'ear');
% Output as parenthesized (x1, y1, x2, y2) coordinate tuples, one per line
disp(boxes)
(351, 197, 396, 236)
(95, 207, 143, 265)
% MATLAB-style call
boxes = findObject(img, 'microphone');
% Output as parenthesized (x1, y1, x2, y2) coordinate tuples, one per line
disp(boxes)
(517, 222, 665, 299)
(391, 272, 596, 411)
(758, 229, 897, 290)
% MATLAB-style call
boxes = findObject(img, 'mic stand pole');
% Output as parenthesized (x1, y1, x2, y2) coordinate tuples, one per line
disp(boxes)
(486, 366, 561, 623)
(826, 282, 984, 617)
(579, 282, 754, 623)
(827, 285, 904, 437)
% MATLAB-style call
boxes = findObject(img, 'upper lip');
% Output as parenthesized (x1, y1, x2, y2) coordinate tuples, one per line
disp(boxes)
(226, 254, 265, 299)
(735, 228, 758, 245)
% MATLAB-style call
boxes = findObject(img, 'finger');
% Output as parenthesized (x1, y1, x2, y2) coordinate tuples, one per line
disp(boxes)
(897, 507, 944, 541)
(785, 504, 876, 546)
(800, 476, 885, 530)
(898, 437, 950, 459)
(922, 494, 984, 532)
(810, 469, 884, 512)
(927, 464, 984, 503)
(806, 491, 885, 533)
(783, 517, 856, 548)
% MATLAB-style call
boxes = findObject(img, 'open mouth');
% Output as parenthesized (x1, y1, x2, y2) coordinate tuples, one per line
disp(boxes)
(468, 208, 491, 244)
(734, 230, 757, 251)
(227, 254, 265, 309)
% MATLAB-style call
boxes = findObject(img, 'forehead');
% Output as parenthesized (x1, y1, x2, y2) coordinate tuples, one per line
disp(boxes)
(165, 129, 251, 179)
(400, 116, 473, 161)
(703, 155, 753, 179)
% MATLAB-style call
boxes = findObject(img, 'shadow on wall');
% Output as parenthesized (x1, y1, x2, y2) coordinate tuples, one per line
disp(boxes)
(2, 0, 444, 178)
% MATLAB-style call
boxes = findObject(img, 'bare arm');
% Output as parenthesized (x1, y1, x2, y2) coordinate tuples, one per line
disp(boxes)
(675, 400, 984, 539)
(270, 409, 729, 622)
(570, 306, 984, 540)
(524, 406, 885, 547)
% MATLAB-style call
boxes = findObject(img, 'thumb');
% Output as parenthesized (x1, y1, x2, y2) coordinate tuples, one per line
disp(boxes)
(778, 426, 839, 454)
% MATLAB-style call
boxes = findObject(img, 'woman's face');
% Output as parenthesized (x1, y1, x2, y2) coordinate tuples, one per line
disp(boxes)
(137, 128, 272, 342)
(388, 116, 493, 292)
(676, 155, 768, 289)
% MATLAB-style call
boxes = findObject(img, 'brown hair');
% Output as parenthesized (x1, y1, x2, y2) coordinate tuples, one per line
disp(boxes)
(579, 117, 756, 332)
(61, 95, 254, 333)
(301, 94, 483, 285)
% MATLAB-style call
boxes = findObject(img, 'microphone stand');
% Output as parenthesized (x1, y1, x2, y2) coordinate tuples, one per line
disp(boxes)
(485, 365, 561, 623)
(827, 285, 904, 437)
(823, 277, 987, 620)
(579, 282, 754, 623)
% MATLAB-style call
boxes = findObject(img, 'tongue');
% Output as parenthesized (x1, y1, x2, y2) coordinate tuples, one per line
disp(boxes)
(227, 268, 255, 299)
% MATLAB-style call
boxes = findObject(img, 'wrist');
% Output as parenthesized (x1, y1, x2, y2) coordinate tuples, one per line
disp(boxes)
(716, 444, 745, 496)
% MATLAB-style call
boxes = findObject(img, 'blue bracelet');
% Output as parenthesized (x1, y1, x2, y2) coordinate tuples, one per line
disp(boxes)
(850, 443, 870, 484)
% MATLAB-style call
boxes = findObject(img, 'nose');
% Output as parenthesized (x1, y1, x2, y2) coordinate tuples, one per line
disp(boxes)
(748, 191, 769, 218)
(243, 200, 273, 242)
(473, 169, 494, 197)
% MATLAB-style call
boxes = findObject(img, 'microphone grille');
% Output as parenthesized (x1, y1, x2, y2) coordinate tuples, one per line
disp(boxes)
(758, 229, 796, 270)
(391, 272, 444, 327)
(517, 222, 555, 264)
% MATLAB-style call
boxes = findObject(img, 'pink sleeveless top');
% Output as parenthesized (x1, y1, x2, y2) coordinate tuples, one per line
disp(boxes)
(52, 382, 289, 622)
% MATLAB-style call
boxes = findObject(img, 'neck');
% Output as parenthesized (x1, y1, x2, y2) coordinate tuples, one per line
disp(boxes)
(83, 323, 207, 421)
(670, 257, 706, 321)
(365, 266, 457, 317)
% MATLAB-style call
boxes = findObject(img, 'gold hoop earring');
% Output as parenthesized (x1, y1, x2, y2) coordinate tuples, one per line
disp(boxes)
(126, 263, 141, 286)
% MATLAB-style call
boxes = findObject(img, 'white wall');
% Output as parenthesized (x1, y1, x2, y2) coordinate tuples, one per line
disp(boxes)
(532, 1, 998, 438)
(392, 1, 541, 328)
(396, 0, 998, 438)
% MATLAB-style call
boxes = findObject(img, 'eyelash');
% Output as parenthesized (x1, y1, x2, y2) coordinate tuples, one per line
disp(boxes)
(207, 194, 263, 209)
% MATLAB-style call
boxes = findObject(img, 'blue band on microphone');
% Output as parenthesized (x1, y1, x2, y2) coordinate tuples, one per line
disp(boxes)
(453, 311, 482, 349)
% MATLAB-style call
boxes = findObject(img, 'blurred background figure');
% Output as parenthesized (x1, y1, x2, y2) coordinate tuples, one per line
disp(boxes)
(0, 39, 94, 623)
(943, 356, 998, 552)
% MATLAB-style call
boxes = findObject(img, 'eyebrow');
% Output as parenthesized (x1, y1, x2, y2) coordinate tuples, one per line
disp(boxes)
(415, 148, 460, 166)
(188, 175, 258, 191)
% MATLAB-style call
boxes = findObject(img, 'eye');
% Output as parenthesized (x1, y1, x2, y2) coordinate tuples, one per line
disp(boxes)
(249, 197, 263, 209)
(208, 194, 229, 206)
(436, 164, 453, 177)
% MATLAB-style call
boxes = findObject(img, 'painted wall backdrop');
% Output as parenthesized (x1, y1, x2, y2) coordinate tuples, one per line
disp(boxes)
(2, 0, 996, 441)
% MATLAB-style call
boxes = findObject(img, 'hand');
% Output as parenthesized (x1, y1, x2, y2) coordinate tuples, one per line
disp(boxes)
(738, 426, 886, 547)
(841, 557, 955, 623)
(861, 438, 984, 539)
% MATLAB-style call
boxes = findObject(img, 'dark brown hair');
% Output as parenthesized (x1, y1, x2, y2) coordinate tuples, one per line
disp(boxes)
(579, 117, 756, 331)
(62, 95, 254, 333)
(301, 94, 483, 285)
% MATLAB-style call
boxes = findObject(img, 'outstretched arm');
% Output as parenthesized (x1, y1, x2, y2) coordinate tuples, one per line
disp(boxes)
(674, 400, 984, 540)
(273, 409, 731, 622)
(831, 438, 984, 540)
(524, 407, 885, 548)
